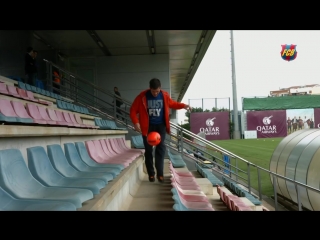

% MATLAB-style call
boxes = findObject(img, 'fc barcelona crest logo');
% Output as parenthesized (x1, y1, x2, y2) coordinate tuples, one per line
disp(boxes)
(280, 44, 297, 61)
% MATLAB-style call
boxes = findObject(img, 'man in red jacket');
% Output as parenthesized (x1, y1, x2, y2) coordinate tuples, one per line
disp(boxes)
(130, 78, 192, 183)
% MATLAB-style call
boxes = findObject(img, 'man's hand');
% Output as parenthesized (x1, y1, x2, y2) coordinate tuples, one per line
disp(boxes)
(184, 104, 192, 112)
(134, 123, 142, 133)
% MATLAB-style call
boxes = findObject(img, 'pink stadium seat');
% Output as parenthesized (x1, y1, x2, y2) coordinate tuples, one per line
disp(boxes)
(173, 187, 214, 210)
(10, 100, 34, 120)
(118, 137, 144, 154)
(235, 205, 253, 211)
(85, 140, 129, 167)
(229, 198, 250, 211)
(0, 82, 11, 95)
(172, 181, 208, 202)
(225, 194, 242, 210)
(25, 91, 50, 105)
(6, 85, 21, 98)
(99, 139, 117, 159)
(24, 90, 39, 103)
(169, 164, 194, 177)
(170, 177, 201, 191)
(54, 110, 73, 126)
(108, 138, 141, 159)
(0, 99, 20, 118)
(25, 103, 47, 125)
(74, 114, 98, 129)
(46, 108, 70, 126)
(62, 111, 80, 127)
(37, 105, 57, 125)
(16, 88, 32, 101)
(68, 112, 85, 128)
(171, 170, 196, 183)
(103, 139, 137, 161)
(93, 140, 132, 165)
(25, 91, 39, 102)
(108, 138, 143, 157)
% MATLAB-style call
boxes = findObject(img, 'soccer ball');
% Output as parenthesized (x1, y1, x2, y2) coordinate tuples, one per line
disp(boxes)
(147, 132, 161, 146)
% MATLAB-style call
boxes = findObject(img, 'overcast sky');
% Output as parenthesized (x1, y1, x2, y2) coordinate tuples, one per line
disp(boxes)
(177, 30, 320, 124)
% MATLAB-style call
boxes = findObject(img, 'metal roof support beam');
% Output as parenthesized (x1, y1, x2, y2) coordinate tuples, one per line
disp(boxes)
(86, 30, 112, 56)
(146, 30, 156, 54)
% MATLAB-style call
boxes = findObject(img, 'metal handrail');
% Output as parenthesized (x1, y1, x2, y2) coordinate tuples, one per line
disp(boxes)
(44, 59, 320, 211)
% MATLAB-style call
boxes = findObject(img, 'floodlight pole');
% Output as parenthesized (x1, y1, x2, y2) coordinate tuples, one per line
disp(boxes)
(230, 30, 241, 139)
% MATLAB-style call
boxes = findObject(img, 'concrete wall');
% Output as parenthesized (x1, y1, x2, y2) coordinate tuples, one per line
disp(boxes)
(95, 54, 170, 103)
(0, 30, 30, 77)
(0, 30, 60, 84)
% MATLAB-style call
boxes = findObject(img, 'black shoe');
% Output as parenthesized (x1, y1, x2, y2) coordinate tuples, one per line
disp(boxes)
(157, 176, 164, 183)
(149, 176, 155, 182)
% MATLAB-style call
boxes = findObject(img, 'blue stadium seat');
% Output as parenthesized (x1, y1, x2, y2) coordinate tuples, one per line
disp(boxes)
(104, 119, 127, 130)
(25, 83, 33, 92)
(63, 143, 121, 178)
(167, 149, 186, 168)
(94, 118, 111, 129)
(40, 88, 46, 96)
(27, 146, 106, 195)
(18, 82, 27, 90)
(46, 144, 114, 184)
(0, 148, 93, 208)
(50, 92, 56, 99)
(131, 135, 145, 149)
(0, 186, 76, 211)
(195, 162, 224, 186)
(74, 142, 124, 171)
(44, 90, 51, 97)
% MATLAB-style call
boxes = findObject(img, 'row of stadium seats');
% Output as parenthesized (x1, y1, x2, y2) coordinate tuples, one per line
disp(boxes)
(85, 138, 144, 167)
(170, 162, 215, 211)
(195, 162, 224, 187)
(0, 98, 98, 128)
(221, 176, 262, 205)
(18, 81, 62, 101)
(56, 100, 99, 117)
(94, 118, 127, 130)
(0, 138, 142, 211)
(0, 82, 50, 105)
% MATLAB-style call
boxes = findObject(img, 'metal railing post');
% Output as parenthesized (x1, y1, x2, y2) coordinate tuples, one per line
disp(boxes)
(257, 168, 262, 200)
(295, 183, 302, 211)
(247, 163, 251, 193)
(272, 175, 278, 211)
(179, 129, 184, 157)
(235, 158, 238, 182)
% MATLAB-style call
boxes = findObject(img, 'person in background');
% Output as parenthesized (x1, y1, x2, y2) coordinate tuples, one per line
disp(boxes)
(310, 118, 314, 128)
(33, 50, 38, 79)
(303, 116, 309, 129)
(24, 47, 36, 86)
(113, 87, 125, 121)
(287, 117, 292, 134)
(53, 69, 61, 94)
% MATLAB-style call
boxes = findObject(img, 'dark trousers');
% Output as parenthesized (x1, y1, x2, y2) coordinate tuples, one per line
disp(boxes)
(116, 103, 124, 121)
(53, 82, 60, 94)
(142, 123, 166, 177)
(26, 73, 36, 86)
